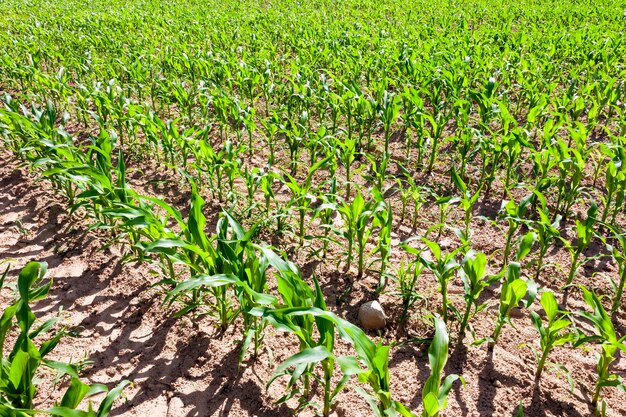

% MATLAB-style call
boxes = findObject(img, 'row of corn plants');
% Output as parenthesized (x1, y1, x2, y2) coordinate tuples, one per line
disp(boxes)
(1, 0, 626, 414)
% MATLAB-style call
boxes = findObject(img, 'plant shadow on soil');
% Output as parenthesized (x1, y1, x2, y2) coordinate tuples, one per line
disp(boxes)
(0, 169, 94, 268)
(0, 161, 291, 417)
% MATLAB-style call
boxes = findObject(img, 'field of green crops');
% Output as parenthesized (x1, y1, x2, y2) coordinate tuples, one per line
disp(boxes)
(1, 0, 626, 415)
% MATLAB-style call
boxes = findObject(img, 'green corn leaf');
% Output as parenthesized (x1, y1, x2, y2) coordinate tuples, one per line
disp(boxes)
(516, 232, 536, 261)
(94, 380, 131, 417)
(422, 392, 440, 416)
(541, 291, 558, 322)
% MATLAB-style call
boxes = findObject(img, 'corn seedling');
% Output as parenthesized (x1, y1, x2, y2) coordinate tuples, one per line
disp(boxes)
(402, 238, 460, 324)
(337, 191, 384, 278)
(457, 251, 497, 339)
(488, 262, 533, 351)
(421, 317, 462, 417)
(574, 287, 626, 415)
(0, 262, 130, 416)
(530, 291, 576, 381)
(499, 195, 532, 267)
(450, 167, 482, 243)
(393, 259, 426, 323)
(529, 191, 562, 281)
(563, 203, 598, 287)
(602, 229, 626, 314)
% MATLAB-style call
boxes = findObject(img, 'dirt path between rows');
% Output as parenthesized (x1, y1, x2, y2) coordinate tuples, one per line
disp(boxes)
(2, 152, 626, 417)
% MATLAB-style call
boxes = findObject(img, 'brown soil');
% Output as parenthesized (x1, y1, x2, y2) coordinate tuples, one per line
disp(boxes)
(2, 149, 626, 417)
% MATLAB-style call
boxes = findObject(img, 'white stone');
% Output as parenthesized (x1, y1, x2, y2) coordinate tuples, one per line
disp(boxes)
(359, 301, 387, 330)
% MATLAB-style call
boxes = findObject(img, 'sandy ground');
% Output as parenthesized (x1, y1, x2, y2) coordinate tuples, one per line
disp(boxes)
(2, 150, 626, 417)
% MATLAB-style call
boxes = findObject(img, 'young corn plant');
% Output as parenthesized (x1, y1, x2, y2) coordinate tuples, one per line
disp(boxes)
(450, 167, 482, 243)
(372, 189, 392, 292)
(574, 287, 626, 415)
(402, 238, 460, 324)
(429, 194, 460, 240)
(214, 212, 273, 361)
(351, 337, 413, 417)
(421, 317, 462, 417)
(488, 262, 535, 351)
(260, 113, 280, 167)
(364, 152, 391, 195)
(457, 251, 497, 340)
(312, 179, 338, 259)
(379, 91, 401, 156)
(258, 305, 412, 417)
(335, 136, 358, 199)
(603, 229, 626, 314)
(282, 155, 332, 246)
(262, 302, 346, 416)
(337, 191, 384, 278)
(554, 139, 586, 221)
(393, 259, 426, 323)
(529, 291, 576, 382)
(529, 191, 562, 281)
(250, 247, 358, 416)
(254, 243, 412, 415)
(250, 245, 322, 403)
(1, 261, 58, 410)
(598, 142, 626, 226)
(563, 203, 598, 287)
(499, 195, 533, 267)
(0, 262, 130, 416)
(150, 189, 234, 330)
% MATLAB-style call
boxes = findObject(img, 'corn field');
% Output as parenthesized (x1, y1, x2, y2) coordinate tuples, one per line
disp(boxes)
(1, 0, 626, 415)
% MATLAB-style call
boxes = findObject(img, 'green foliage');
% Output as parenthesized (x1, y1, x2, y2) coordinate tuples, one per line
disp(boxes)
(403, 238, 460, 324)
(457, 251, 496, 339)
(563, 203, 598, 286)
(529, 291, 575, 381)
(0, 262, 129, 416)
(421, 318, 461, 417)
(2, 0, 626, 413)
(489, 262, 536, 350)
(574, 287, 626, 415)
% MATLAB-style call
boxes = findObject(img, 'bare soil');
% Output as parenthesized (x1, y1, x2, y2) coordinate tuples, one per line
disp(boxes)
(2, 150, 626, 417)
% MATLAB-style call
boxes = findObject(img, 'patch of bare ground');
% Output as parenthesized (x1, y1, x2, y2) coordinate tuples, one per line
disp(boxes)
(2, 143, 626, 417)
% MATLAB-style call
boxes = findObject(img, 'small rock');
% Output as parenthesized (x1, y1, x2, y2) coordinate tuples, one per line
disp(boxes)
(359, 301, 386, 330)
(493, 380, 503, 388)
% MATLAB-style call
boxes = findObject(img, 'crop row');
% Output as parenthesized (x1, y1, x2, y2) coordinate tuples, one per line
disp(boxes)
(1, 0, 626, 415)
